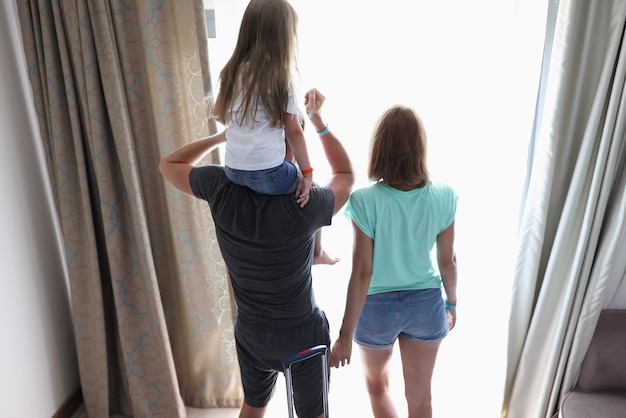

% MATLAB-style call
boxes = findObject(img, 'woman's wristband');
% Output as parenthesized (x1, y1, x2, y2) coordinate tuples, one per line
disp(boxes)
(301, 167, 314, 176)
(317, 125, 330, 137)
(445, 301, 456, 310)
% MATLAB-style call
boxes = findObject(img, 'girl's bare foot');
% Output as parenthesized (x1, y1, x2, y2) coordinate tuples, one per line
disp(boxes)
(313, 249, 340, 265)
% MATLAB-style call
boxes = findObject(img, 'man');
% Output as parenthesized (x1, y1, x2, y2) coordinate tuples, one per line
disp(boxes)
(159, 88, 354, 418)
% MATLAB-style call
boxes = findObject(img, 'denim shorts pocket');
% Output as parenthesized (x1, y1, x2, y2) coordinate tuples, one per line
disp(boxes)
(356, 300, 388, 335)
(405, 294, 435, 328)
(403, 289, 447, 340)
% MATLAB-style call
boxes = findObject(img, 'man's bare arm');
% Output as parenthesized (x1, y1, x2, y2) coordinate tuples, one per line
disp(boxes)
(304, 89, 354, 215)
(159, 131, 226, 195)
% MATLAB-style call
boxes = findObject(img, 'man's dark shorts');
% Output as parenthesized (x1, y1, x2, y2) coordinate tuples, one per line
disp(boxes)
(235, 309, 331, 418)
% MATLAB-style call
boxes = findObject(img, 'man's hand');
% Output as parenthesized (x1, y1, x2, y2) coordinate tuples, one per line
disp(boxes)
(304, 88, 326, 131)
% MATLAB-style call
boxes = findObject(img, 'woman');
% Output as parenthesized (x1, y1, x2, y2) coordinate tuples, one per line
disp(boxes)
(330, 105, 458, 418)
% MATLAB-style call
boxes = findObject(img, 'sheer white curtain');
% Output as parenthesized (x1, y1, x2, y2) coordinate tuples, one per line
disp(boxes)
(206, 1, 549, 416)
(503, 1, 626, 417)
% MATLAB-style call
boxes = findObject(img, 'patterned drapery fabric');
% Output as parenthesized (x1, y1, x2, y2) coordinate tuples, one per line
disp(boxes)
(16, 1, 242, 416)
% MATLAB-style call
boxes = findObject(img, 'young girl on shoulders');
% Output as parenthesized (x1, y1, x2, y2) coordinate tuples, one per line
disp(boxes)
(212, 0, 337, 265)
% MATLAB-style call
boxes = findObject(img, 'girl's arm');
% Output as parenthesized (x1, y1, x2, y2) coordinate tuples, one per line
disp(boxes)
(284, 113, 313, 207)
(437, 221, 458, 329)
(330, 222, 373, 368)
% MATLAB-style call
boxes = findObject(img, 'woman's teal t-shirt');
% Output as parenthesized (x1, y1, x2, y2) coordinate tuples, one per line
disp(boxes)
(345, 182, 458, 295)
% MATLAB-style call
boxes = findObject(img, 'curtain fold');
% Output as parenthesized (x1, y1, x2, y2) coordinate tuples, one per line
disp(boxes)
(16, 1, 241, 416)
(502, 1, 626, 417)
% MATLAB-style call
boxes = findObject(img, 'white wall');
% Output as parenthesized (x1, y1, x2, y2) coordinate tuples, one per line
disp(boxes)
(0, 2, 80, 417)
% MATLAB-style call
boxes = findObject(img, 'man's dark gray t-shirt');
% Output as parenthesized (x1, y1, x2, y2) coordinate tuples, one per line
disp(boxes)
(190, 165, 334, 327)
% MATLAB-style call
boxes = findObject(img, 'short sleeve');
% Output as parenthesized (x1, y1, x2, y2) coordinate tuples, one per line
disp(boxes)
(439, 184, 459, 232)
(189, 165, 227, 202)
(344, 190, 375, 239)
(286, 88, 299, 115)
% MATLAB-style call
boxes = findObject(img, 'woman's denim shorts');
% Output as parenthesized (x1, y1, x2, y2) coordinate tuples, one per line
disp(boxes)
(225, 160, 299, 195)
(354, 287, 449, 349)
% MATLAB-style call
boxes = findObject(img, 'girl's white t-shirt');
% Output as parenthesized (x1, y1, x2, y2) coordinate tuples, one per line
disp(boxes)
(224, 88, 299, 171)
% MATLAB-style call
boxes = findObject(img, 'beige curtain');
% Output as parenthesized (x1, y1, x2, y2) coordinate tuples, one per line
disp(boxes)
(502, 1, 626, 417)
(16, 0, 241, 416)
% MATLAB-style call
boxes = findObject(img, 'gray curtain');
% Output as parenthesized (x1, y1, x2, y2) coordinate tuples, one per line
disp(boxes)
(502, 1, 626, 417)
(16, 0, 242, 416)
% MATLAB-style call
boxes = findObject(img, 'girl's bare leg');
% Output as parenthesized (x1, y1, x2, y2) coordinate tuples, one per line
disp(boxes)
(398, 337, 441, 418)
(359, 346, 399, 418)
(313, 229, 339, 265)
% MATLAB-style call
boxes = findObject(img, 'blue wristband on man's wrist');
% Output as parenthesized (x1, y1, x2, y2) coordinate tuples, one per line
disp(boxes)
(317, 125, 330, 137)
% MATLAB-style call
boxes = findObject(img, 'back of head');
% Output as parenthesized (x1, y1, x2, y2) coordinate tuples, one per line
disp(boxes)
(368, 105, 431, 187)
(217, 0, 299, 128)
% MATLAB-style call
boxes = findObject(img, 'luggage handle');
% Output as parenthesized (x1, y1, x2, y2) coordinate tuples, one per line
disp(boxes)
(283, 344, 329, 418)
(282, 344, 328, 368)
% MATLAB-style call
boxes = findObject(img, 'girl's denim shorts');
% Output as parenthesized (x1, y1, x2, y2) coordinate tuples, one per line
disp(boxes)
(354, 287, 449, 349)
(225, 160, 299, 195)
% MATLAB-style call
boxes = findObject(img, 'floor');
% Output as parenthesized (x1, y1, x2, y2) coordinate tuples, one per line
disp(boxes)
(71, 344, 379, 417)
(72, 405, 241, 418)
(71, 351, 375, 417)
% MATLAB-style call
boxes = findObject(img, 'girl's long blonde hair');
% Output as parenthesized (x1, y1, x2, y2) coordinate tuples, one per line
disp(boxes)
(216, 0, 299, 129)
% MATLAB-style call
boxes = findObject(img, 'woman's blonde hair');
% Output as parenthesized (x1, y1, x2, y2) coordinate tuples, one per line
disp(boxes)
(368, 105, 431, 187)
(216, 0, 298, 129)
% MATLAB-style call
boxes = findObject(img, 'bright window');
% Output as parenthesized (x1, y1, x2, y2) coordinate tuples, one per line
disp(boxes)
(204, 1, 549, 415)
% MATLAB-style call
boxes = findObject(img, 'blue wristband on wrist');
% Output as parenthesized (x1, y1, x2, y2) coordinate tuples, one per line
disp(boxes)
(317, 126, 330, 137)
(445, 301, 456, 310)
